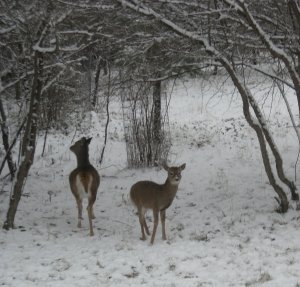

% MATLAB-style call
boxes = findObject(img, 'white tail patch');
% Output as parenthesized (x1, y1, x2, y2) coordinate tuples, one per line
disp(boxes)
(75, 174, 92, 199)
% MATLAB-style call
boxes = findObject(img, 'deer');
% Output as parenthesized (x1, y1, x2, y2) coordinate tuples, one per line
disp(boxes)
(130, 163, 186, 244)
(69, 137, 100, 236)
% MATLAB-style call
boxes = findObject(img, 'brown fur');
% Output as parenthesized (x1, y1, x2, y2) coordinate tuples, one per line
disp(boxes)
(130, 163, 186, 244)
(69, 137, 100, 236)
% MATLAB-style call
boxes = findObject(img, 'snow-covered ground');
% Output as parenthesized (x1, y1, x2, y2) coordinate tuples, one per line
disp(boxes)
(1, 74, 300, 287)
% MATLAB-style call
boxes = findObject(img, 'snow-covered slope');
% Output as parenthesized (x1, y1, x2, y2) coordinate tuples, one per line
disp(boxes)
(1, 75, 300, 287)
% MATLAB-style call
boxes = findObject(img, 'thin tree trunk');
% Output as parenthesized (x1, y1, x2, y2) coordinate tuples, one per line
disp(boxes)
(220, 58, 289, 212)
(0, 96, 16, 179)
(41, 126, 49, 157)
(248, 95, 299, 201)
(0, 117, 26, 178)
(91, 57, 102, 109)
(229, 0, 299, 201)
(153, 76, 162, 164)
(100, 62, 110, 165)
(3, 52, 43, 230)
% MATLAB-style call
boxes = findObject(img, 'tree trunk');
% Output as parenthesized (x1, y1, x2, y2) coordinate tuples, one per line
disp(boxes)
(220, 58, 289, 212)
(91, 57, 103, 109)
(0, 96, 16, 179)
(248, 95, 299, 201)
(3, 52, 43, 230)
(99, 62, 110, 165)
(153, 77, 162, 164)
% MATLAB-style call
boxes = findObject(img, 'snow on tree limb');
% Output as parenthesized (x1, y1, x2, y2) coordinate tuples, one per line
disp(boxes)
(244, 64, 294, 90)
(117, 0, 296, 210)
(0, 58, 85, 94)
(117, 0, 216, 55)
(224, 0, 300, 113)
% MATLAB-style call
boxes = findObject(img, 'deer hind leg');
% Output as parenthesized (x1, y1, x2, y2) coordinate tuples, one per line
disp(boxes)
(76, 198, 83, 228)
(150, 209, 159, 245)
(91, 207, 95, 219)
(160, 210, 167, 241)
(87, 203, 94, 236)
(87, 195, 96, 236)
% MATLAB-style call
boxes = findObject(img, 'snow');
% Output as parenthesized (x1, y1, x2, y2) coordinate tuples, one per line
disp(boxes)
(32, 44, 56, 53)
(1, 74, 300, 286)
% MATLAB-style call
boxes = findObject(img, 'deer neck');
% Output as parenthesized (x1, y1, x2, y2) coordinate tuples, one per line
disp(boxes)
(76, 150, 91, 168)
(164, 178, 179, 198)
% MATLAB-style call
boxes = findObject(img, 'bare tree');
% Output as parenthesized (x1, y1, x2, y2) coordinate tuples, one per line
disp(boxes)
(116, 0, 297, 211)
(121, 78, 171, 168)
(3, 51, 44, 229)
(0, 0, 109, 229)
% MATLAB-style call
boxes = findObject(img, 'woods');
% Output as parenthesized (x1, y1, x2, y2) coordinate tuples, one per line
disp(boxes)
(1, 0, 300, 225)
(3, 2, 300, 285)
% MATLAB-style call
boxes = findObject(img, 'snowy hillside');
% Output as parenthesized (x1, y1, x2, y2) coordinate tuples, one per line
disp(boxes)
(1, 75, 300, 287)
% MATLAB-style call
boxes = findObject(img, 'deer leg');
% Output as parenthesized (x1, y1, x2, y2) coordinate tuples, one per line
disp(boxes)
(76, 198, 83, 228)
(138, 207, 147, 241)
(87, 203, 94, 236)
(91, 207, 95, 219)
(150, 209, 159, 245)
(141, 208, 150, 236)
(143, 218, 150, 236)
(160, 210, 167, 241)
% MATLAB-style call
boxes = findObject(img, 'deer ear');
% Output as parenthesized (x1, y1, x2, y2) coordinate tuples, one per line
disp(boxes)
(180, 163, 186, 171)
(162, 162, 169, 171)
(86, 137, 92, 144)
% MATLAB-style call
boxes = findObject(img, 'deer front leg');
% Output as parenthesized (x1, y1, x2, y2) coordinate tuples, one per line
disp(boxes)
(150, 209, 159, 245)
(138, 207, 147, 240)
(143, 217, 150, 236)
(140, 207, 150, 236)
(160, 210, 167, 241)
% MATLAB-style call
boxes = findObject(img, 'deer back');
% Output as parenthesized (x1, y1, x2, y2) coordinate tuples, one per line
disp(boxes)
(69, 137, 100, 199)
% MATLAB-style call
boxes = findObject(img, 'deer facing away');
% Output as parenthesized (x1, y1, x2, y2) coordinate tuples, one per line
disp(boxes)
(130, 163, 186, 244)
(69, 137, 100, 236)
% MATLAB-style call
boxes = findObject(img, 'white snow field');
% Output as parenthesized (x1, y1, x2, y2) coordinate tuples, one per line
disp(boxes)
(1, 74, 300, 287)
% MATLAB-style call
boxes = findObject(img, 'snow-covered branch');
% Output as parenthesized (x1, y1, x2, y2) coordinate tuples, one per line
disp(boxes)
(231, 0, 300, 116)
(41, 67, 67, 94)
(244, 64, 294, 89)
(0, 57, 86, 94)
(55, 0, 115, 9)
(0, 25, 16, 35)
(117, 0, 215, 55)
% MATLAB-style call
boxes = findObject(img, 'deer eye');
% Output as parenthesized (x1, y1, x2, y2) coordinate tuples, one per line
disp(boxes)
(170, 172, 174, 176)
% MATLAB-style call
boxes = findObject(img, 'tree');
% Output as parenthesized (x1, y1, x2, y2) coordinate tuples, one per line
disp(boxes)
(0, 0, 106, 229)
(115, 0, 298, 211)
